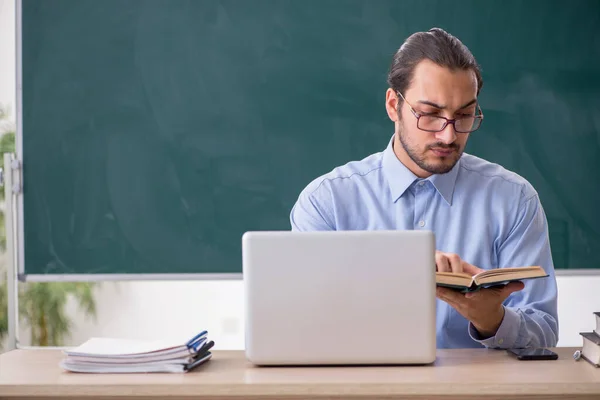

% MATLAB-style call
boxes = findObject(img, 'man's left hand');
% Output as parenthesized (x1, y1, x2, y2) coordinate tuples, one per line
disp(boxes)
(436, 282, 524, 338)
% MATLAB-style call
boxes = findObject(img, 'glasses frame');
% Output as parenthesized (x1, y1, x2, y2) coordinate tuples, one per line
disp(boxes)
(396, 91, 484, 133)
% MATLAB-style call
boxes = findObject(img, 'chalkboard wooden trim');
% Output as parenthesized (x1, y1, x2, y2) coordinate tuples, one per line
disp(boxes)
(15, 0, 25, 279)
(17, 269, 600, 282)
(554, 269, 600, 276)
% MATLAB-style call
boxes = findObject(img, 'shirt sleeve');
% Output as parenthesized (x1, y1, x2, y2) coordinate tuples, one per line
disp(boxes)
(469, 193, 559, 349)
(290, 183, 335, 231)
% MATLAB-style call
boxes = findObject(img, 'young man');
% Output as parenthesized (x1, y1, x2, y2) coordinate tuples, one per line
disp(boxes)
(289, 28, 558, 349)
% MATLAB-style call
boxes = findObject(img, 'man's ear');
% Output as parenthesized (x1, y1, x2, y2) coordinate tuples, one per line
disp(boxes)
(385, 88, 400, 122)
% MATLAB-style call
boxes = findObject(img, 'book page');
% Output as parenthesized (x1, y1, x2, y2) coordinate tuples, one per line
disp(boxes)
(436, 271, 473, 287)
(66, 337, 186, 356)
(475, 267, 546, 285)
(476, 266, 542, 279)
(436, 271, 472, 279)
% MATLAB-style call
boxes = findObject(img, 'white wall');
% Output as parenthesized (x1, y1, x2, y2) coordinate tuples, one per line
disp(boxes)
(62, 280, 247, 349)
(0, 0, 15, 111)
(37, 275, 596, 350)
(1, 0, 599, 351)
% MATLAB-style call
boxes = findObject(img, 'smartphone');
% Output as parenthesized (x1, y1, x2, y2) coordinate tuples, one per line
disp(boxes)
(507, 348, 558, 360)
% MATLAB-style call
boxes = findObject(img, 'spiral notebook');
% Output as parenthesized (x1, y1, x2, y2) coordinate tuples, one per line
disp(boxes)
(60, 330, 214, 373)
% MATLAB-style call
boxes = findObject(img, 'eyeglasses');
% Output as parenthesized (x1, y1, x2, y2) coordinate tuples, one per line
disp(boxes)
(396, 91, 484, 133)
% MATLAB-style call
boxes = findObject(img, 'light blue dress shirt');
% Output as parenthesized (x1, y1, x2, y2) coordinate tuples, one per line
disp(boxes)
(290, 135, 558, 349)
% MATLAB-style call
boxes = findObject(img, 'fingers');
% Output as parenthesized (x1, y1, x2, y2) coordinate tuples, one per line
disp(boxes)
(435, 251, 486, 277)
(435, 251, 451, 272)
(501, 281, 525, 296)
(447, 253, 463, 273)
(435, 251, 463, 273)
(436, 286, 464, 305)
(464, 281, 525, 299)
(461, 262, 485, 276)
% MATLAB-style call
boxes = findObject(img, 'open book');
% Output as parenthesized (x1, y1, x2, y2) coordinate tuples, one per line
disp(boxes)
(436, 266, 548, 292)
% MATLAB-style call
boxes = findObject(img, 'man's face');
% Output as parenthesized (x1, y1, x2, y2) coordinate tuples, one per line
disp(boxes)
(385, 59, 479, 178)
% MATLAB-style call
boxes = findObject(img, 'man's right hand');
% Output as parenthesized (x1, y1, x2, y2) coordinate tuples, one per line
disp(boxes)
(435, 251, 484, 276)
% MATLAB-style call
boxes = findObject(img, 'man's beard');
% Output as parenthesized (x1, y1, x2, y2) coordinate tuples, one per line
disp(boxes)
(398, 124, 462, 175)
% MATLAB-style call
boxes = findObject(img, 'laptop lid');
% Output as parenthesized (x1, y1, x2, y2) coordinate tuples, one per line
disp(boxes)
(242, 230, 437, 365)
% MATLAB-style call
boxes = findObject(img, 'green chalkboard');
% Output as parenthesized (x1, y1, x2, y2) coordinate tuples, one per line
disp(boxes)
(20, 0, 600, 278)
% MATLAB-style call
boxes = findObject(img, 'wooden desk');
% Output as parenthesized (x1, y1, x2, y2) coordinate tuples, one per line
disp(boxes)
(0, 347, 599, 399)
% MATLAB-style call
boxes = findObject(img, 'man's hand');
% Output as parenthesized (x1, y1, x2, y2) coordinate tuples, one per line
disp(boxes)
(435, 251, 525, 338)
(435, 250, 484, 275)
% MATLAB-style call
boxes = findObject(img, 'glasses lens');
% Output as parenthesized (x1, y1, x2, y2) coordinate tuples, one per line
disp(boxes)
(418, 116, 447, 131)
(455, 116, 482, 133)
(417, 116, 482, 133)
(455, 116, 476, 133)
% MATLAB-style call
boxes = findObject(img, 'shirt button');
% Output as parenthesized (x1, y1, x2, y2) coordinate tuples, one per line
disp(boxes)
(419, 220, 425, 227)
(498, 338, 504, 345)
(418, 181, 425, 186)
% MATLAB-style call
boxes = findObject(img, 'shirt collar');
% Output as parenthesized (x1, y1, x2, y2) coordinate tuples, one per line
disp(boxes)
(428, 162, 460, 206)
(381, 135, 460, 205)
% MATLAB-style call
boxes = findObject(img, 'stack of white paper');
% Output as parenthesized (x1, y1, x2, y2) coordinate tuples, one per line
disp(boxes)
(60, 330, 213, 373)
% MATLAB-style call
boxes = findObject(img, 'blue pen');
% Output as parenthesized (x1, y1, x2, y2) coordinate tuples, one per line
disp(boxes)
(185, 330, 208, 348)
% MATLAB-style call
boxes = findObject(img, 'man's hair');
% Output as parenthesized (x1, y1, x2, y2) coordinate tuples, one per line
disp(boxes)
(387, 28, 483, 98)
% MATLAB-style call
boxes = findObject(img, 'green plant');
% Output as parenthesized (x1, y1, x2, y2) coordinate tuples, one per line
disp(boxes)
(19, 282, 97, 346)
(0, 104, 97, 349)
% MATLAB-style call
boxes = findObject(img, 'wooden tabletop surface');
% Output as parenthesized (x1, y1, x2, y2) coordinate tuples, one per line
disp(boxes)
(1, 347, 599, 399)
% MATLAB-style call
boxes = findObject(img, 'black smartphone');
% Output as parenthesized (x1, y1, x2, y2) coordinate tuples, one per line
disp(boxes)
(507, 348, 558, 360)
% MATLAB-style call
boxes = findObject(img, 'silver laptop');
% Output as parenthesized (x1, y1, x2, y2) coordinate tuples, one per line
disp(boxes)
(242, 230, 437, 366)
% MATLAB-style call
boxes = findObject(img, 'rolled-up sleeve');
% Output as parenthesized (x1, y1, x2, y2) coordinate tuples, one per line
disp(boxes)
(469, 193, 559, 348)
